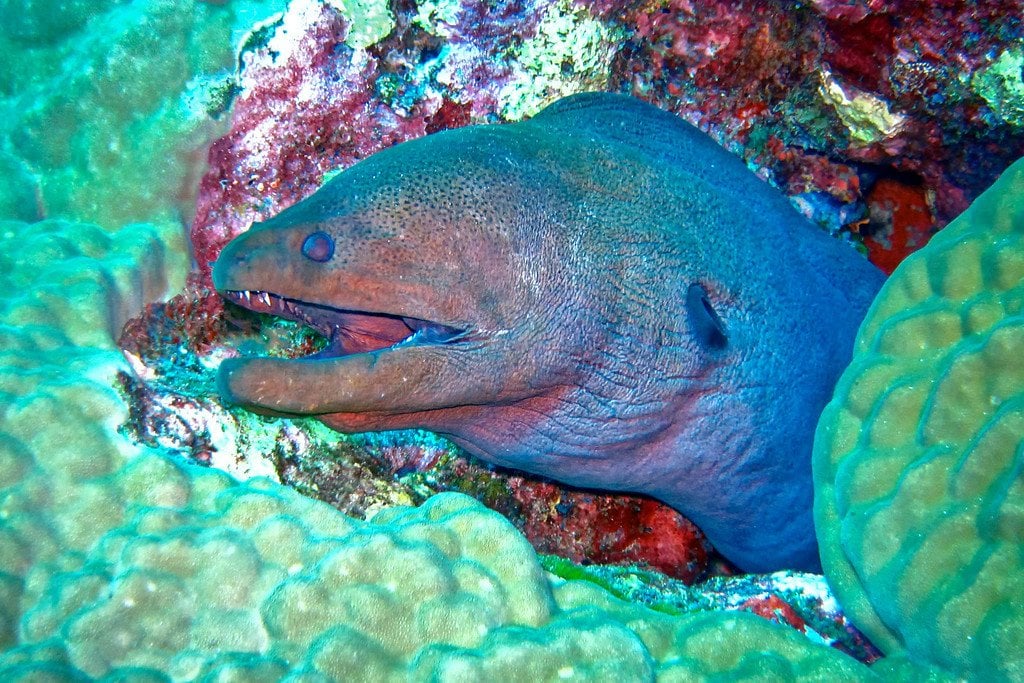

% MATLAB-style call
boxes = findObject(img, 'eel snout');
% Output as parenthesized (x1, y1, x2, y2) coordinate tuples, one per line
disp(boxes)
(216, 286, 503, 417)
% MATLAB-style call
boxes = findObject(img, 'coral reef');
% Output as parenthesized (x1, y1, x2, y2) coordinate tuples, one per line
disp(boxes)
(814, 157, 1024, 679)
(1, 0, 1023, 679)
(3, 0, 1015, 283)
(175, 0, 1024, 633)
(184, 0, 1024, 300)
(600, 0, 1024, 240)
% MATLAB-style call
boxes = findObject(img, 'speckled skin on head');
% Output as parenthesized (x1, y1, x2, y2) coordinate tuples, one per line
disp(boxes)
(214, 93, 885, 572)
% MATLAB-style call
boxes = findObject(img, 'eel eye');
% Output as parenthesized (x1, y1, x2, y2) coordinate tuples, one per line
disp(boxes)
(686, 283, 728, 350)
(302, 231, 335, 262)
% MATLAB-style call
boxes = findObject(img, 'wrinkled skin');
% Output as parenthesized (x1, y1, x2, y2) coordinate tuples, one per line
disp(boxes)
(214, 93, 884, 572)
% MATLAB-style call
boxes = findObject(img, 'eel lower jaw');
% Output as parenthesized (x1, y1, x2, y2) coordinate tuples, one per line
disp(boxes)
(221, 289, 476, 359)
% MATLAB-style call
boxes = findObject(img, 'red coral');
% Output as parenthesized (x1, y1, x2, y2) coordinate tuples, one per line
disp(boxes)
(425, 98, 473, 133)
(610, 0, 815, 132)
(120, 288, 227, 357)
(823, 13, 895, 93)
(509, 479, 711, 583)
(605, 0, 1023, 234)
(740, 594, 807, 631)
(859, 176, 937, 274)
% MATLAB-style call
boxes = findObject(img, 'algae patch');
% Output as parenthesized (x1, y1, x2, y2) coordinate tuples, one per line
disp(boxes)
(972, 43, 1024, 127)
(498, 0, 624, 121)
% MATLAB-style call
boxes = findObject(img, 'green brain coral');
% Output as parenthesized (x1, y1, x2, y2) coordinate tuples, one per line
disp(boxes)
(814, 158, 1024, 680)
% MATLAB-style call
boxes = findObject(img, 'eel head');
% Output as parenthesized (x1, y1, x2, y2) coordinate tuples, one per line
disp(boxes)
(212, 135, 567, 432)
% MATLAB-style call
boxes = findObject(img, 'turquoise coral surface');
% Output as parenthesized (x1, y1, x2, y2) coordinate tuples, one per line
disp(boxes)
(0, 0, 1022, 680)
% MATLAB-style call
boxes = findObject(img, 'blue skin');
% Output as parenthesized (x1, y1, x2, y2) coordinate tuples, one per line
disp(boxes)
(214, 93, 885, 572)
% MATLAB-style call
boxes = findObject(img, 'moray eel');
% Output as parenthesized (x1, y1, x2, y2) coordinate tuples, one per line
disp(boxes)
(214, 93, 884, 572)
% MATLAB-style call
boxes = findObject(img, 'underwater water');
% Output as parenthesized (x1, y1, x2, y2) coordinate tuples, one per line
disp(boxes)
(0, 0, 1022, 680)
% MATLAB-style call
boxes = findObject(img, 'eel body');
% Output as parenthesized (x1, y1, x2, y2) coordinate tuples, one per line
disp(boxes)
(214, 93, 885, 572)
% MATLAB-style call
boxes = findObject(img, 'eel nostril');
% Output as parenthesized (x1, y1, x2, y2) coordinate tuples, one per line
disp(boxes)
(302, 231, 335, 262)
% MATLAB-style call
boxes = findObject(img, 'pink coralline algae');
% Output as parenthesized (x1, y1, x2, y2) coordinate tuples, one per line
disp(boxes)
(189, 0, 551, 288)
(189, 4, 423, 284)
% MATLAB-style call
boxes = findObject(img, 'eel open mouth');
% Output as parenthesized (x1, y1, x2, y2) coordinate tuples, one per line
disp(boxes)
(222, 289, 472, 359)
